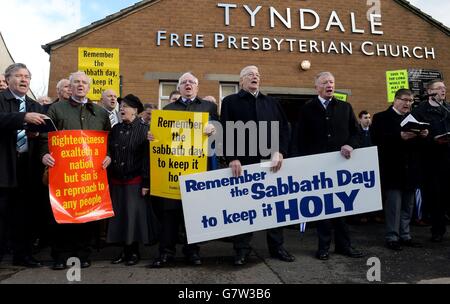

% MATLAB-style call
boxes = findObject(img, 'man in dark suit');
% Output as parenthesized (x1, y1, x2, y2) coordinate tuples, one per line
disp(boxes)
(0, 63, 47, 267)
(296, 71, 363, 260)
(149, 72, 217, 268)
(412, 79, 449, 243)
(220, 65, 295, 266)
(371, 89, 426, 251)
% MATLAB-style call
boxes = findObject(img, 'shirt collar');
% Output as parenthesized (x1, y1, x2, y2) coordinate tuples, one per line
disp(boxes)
(392, 106, 404, 116)
(318, 95, 332, 106)
(71, 96, 88, 104)
(10, 90, 26, 101)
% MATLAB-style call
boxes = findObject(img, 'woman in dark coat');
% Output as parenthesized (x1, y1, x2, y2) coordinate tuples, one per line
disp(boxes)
(107, 94, 157, 265)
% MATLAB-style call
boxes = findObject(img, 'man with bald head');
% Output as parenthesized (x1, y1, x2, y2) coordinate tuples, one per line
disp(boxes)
(100, 89, 120, 127)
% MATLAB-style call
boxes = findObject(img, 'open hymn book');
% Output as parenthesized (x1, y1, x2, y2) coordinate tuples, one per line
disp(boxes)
(400, 114, 429, 133)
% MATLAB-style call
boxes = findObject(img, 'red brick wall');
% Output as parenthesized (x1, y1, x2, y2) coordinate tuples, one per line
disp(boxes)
(47, 0, 450, 116)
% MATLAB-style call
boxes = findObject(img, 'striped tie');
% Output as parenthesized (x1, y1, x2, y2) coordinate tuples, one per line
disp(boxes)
(109, 111, 118, 127)
(17, 98, 28, 153)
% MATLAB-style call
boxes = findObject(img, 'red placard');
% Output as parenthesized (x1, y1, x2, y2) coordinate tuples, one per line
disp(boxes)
(48, 130, 114, 223)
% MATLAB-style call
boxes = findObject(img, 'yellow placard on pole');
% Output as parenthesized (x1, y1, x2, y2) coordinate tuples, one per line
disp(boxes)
(150, 110, 209, 200)
(334, 92, 348, 102)
(386, 70, 409, 103)
(78, 47, 120, 101)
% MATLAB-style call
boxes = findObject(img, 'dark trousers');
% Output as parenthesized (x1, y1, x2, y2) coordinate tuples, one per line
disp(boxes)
(51, 221, 97, 262)
(158, 208, 199, 256)
(422, 174, 449, 237)
(0, 154, 36, 259)
(317, 218, 351, 252)
(232, 227, 284, 254)
(0, 189, 11, 257)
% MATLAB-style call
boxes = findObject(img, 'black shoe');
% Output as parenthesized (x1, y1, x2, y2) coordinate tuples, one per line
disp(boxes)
(431, 235, 443, 243)
(185, 253, 202, 266)
(148, 253, 175, 268)
(111, 253, 126, 264)
(52, 261, 66, 270)
(385, 241, 402, 251)
(234, 250, 250, 266)
(400, 239, 423, 248)
(316, 250, 329, 260)
(13, 255, 42, 268)
(80, 260, 91, 268)
(125, 254, 140, 266)
(335, 247, 364, 258)
(269, 247, 295, 262)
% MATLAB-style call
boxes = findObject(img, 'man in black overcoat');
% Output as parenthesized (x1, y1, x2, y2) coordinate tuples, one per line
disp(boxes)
(295, 71, 363, 260)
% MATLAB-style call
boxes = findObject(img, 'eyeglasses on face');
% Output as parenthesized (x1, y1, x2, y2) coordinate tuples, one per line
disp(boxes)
(397, 97, 414, 103)
(244, 72, 260, 78)
(180, 79, 197, 86)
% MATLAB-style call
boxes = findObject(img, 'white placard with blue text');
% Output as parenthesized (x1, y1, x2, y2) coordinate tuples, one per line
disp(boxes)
(180, 147, 382, 244)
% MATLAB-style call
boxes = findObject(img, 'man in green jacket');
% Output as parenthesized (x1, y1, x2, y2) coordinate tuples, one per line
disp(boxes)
(41, 71, 111, 270)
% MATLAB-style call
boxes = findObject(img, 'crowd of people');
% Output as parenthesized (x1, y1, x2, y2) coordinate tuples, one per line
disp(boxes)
(0, 62, 448, 271)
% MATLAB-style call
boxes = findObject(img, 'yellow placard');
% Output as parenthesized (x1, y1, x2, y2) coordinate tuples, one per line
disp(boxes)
(78, 47, 120, 101)
(150, 110, 209, 200)
(386, 70, 409, 103)
(334, 92, 348, 102)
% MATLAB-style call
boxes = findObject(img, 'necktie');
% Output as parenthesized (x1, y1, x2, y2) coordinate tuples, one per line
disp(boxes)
(109, 111, 118, 127)
(323, 99, 330, 109)
(17, 98, 28, 153)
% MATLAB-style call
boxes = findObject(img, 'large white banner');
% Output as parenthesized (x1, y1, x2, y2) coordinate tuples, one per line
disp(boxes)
(180, 147, 382, 244)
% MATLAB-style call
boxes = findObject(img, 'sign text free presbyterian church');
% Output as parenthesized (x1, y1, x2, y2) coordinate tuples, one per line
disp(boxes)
(156, 2, 436, 60)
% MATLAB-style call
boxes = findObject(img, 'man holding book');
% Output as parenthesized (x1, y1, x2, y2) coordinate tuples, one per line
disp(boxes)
(412, 80, 449, 243)
(371, 89, 427, 251)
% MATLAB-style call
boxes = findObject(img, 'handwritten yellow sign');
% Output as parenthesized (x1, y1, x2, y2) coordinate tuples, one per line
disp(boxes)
(78, 47, 120, 101)
(386, 70, 409, 103)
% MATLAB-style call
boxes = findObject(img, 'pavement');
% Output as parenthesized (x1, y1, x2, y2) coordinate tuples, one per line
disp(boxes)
(0, 222, 449, 285)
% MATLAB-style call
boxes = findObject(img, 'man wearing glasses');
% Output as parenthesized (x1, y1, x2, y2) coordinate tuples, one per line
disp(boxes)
(220, 65, 294, 266)
(412, 80, 449, 243)
(149, 72, 217, 268)
(372, 89, 428, 251)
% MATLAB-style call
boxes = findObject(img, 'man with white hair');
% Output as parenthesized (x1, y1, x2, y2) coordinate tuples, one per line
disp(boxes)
(41, 71, 111, 270)
(220, 65, 293, 266)
(149, 72, 217, 268)
(0, 73, 7, 92)
(296, 71, 363, 261)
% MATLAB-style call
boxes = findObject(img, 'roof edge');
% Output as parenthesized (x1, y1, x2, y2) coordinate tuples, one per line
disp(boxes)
(394, 0, 450, 36)
(42, 0, 159, 54)
(42, 0, 450, 54)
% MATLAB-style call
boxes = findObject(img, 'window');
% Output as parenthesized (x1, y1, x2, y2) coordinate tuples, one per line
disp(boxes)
(159, 82, 178, 109)
(219, 83, 239, 114)
(220, 83, 238, 101)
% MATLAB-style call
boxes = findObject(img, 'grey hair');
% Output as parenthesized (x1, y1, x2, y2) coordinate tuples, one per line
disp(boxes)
(314, 72, 335, 86)
(69, 71, 91, 84)
(56, 78, 70, 92)
(239, 65, 258, 78)
(4, 63, 31, 80)
(177, 72, 198, 89)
